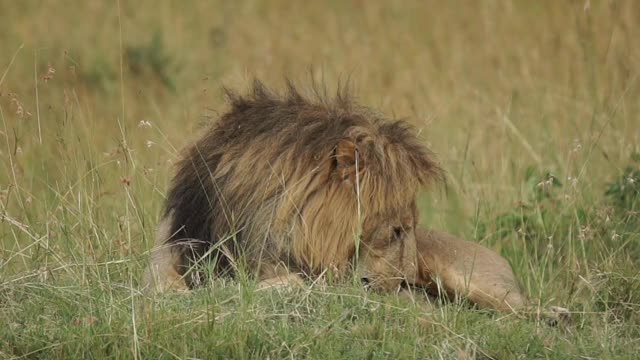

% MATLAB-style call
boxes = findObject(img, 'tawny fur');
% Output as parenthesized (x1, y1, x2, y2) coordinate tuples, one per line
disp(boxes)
(142, 81, 442, 293)
(412, 228, 527, 311)
(410, 228, 570, 324)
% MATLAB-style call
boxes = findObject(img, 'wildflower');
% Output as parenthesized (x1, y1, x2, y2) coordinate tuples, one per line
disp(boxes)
(138, 120, 152, 128)
(42, 63, 56, 82)
(572, 139, 582, 152)
(10, 97, 31, 118)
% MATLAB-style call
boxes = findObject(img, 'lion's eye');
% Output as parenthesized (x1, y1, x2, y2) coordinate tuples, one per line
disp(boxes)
(392, 226, 404, 241)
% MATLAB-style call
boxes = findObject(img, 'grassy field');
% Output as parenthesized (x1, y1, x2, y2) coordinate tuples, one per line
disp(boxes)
(1, 1, 639, 358)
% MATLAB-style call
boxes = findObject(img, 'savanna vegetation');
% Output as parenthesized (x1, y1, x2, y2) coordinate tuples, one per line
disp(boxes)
(1, 1, 639, 358)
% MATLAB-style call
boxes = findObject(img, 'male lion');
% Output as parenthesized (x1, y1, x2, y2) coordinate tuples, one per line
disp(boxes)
(142, 81, 570, 324)
(142, 81, 443, 293)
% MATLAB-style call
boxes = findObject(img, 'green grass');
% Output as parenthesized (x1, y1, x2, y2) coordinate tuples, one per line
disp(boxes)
(1, 1, 639, 358)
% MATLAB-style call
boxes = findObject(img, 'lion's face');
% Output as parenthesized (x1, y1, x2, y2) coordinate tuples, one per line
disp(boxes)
(357, 204, 419, 292)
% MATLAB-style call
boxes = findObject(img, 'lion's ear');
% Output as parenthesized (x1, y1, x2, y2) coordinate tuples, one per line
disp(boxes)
(335, 139, 365, 182)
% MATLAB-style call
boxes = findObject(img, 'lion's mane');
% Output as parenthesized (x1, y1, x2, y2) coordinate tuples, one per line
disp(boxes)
(163, 81, 442, 284)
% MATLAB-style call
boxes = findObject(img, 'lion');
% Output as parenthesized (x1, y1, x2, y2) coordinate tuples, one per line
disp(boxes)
(142, 81, 443, 293)
(142, 80, 570, 324)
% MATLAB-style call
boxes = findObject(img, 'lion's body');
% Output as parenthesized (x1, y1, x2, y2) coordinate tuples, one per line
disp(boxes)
(141, 81, 569, 325)
(143, 82, 441, 292)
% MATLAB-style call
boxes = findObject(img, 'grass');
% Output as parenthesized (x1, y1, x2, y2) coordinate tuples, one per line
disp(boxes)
(1, 1, 639, 358)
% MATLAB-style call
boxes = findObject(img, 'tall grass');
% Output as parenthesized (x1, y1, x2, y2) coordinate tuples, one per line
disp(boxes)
(1, 1, 639, 358)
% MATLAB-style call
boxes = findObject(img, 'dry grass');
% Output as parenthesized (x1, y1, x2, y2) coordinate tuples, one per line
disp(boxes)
(1, 1, 639, 359)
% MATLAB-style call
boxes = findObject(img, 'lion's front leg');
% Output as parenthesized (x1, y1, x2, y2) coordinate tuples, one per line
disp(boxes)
(256, 261, 305, 289)
(142, 243, 190, 294)
(142, 215, 190, 294)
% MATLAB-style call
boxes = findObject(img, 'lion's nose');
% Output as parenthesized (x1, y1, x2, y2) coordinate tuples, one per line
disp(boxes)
(360, 276, 370, 285)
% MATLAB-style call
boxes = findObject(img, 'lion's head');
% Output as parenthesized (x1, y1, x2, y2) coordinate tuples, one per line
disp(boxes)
(356, 203, 420, 291)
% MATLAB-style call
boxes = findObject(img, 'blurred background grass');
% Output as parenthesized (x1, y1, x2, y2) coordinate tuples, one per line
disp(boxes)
(1, 1, 639, 358)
